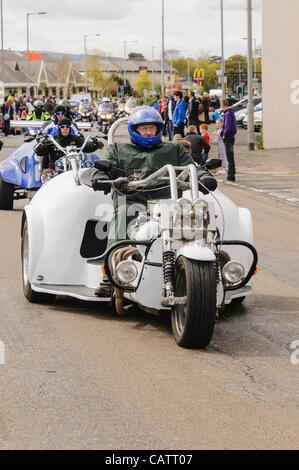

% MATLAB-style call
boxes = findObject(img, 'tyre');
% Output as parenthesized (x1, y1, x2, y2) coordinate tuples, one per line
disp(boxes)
(171, 256, 216, 349)
(231, 296, 246, 305)
(0, 175, 14, 210)
(21, 219, 56, 303)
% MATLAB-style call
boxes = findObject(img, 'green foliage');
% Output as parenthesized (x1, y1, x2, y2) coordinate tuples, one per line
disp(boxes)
(257, 129, 263, 150)
(128, 52, 145, 60)
(134, 72, 151, 97)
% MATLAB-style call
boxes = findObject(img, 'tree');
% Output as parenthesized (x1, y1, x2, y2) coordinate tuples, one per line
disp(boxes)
(134, 72, 151, 97)
(86, 53, 105, 92)
(128, 52, 145, 60)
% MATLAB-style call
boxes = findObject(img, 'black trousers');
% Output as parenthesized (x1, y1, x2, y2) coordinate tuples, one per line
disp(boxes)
(173, 122, 185, 137)
(224, 137, 235, 180)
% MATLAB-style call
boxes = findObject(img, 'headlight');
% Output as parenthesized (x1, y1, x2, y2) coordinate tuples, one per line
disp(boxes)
(56, 160, 63, 168)
(101, 114, 106, 119)
(115, 261, 138, 285)
(29, 129, 36, 136)
(106, 114, 112, 119)
(222, 261, 245, 284)
(84, 160, 92, 168)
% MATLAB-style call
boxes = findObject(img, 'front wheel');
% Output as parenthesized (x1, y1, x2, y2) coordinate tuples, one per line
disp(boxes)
(21, 219, 56, 303)
(171, 256, 216, 348)
(0, 175, 14, 210)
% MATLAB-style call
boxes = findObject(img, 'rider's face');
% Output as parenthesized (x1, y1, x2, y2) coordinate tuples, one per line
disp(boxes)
(60, 126, 70, 137)
(136, 124, 157, 137)
(56, 111, 65, 120)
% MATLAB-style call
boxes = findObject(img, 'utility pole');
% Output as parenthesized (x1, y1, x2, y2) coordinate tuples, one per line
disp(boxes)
(220, 0, 225, 98)
(0, 0, 4, 99)
(247, 0, 254, 151)
(161, 0, 165, 94)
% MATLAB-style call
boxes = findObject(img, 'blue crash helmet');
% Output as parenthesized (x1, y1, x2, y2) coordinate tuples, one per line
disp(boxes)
(128, 106, 163, 148)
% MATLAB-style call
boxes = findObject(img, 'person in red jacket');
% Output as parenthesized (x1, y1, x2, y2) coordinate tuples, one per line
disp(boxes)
(199, 123, 210, 165)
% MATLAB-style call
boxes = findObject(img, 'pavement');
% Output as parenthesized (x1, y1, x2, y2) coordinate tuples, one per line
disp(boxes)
(210, 125, 299, 208)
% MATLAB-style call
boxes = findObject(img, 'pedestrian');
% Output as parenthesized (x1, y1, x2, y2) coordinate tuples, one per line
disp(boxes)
(186, 91, 199, 132)
(164, 88, 176, 141)
(184, 125, 211, 165)
(199, 123, 210, 166)
(220, 98, 237, 182)
(172, 90, 186, 137)
(213, 118, 227, 174)
(2, 96, 14, 137)
(197, 96, 205, 127)
(151, 95, 160, 111)
(202, 92, 211, 124)
(159, 96, 168, 137)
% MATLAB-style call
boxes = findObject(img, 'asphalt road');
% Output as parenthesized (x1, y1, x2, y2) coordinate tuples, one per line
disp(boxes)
(0, 130, 299, 450)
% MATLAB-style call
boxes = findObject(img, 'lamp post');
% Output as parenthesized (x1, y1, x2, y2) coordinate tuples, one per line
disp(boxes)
(84, 33, 100, 94)
(123, 40, 138, 91)
(152, 46, 161, 92)
(26, 11, 47, 96)
(243, 37, 257, 79)
(246, 0, 254, 151)
(161, 0, 165, 95)
(220, 0, 225, 98)
(1, 0, 4, 99)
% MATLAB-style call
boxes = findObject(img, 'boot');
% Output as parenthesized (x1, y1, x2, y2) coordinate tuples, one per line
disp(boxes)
(94, 281, 112, 297)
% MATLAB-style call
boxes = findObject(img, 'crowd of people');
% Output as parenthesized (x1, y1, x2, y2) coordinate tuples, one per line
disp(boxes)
(151, 88, 237, 182)
(0, 94, 61, 137)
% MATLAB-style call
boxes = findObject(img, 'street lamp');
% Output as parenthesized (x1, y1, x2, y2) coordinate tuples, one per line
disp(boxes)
(84, 33, 100, 94)
(243, 37, 257, 79)
(220, 0, 225, 98)
(245, 0, 254, 151)
(151, 46, 161, 91)
(26, 11, 47, 96)
(1, 0, 4, 99)
(161, 0, 165, 95)
(123, 40, 138, 90)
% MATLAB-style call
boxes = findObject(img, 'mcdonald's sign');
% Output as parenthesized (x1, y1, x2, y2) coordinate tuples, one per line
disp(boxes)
(193, 68, 205, 82)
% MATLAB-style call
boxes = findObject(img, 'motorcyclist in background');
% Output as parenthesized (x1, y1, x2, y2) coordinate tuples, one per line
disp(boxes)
(89, 106, 217, 297)
(60, 100, 78, 121)
(41, 104, 79, 136)
(34, 117, 103, 171)
(26, 100, 50, 121)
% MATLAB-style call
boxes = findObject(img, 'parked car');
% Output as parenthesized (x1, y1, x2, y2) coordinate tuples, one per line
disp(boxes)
(243, 103, 263, 131)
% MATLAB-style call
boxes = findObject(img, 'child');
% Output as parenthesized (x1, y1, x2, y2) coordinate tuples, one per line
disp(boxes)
(199, 123, 210, 166)
(213, 118, 227, 174)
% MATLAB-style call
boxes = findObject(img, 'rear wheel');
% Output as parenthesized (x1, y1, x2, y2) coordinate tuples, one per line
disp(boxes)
(171, 256, 216, 348)
(0, 175, 14, 210)
(21, 219, 56, 303)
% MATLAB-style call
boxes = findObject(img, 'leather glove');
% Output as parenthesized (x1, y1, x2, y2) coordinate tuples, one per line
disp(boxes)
(92, 173, 111, 194)
(198, 175, 217, 194)
(93, 138, 104, 150)
(113, 177, 129, 193)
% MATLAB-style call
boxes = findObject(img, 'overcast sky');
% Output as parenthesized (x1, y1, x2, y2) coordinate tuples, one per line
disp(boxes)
(3, 0, 262, 59)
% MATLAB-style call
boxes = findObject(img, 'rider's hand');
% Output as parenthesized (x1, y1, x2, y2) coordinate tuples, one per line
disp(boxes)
(92, 138, 104, 150)
(92, 173, 111, 193)
(113, 177, 129, 193)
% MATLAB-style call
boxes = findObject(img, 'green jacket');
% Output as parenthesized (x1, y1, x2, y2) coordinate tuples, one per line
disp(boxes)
(91, 140, 198, 204)
(26, 111, 50, 121)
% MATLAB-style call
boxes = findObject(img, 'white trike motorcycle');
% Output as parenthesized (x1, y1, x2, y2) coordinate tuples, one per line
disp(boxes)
(21, 118, 258, 349)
